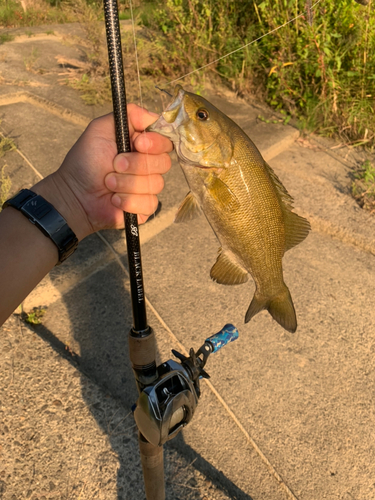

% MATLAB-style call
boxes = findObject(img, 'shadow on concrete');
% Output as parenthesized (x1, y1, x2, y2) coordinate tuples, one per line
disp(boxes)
(31, 251, 252, 500)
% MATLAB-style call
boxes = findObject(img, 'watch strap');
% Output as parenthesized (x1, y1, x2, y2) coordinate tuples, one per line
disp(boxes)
(2, 189, 78, 264)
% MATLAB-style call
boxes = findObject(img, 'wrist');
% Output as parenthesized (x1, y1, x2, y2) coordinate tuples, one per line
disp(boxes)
(31, 173, 93, 242)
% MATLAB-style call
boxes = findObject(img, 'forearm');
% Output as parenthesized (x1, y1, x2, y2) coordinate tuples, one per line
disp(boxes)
(0, 205, 57, 324)
(0, 174, 89, 326)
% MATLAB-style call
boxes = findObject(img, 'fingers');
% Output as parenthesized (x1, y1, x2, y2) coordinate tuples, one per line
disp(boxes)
(113, 151, 171, 175)
(133, 132, 173, 155)
(87, 107, 173, 154)
(111, 193, 159, 219)
(105, 172, 164, 195)
(90, 106, 159, 137)
(127, 103, 160, 134)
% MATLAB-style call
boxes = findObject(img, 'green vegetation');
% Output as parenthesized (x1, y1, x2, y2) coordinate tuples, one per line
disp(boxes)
(0, 135, 16, 158)
(352, 160, 375, 212)
(0, 0, 73, 27)
(24, 46, 39, 71)
(23, 307, 46, 325)
(0, 165, 11, 209)
(0, 32, 14, 44)
(147, 0, 375, 149)
(0, 135, 15, 210)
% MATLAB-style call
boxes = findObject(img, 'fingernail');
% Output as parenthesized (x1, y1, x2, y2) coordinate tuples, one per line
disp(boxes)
(116, 155, 129, 173)
(106, 174, 117, 190)
(137, 135, 152, 151)
(112, 195, 121, 207)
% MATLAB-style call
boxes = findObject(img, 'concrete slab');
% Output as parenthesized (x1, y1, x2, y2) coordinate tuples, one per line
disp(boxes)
(0, 101, 83, 178)
(0, 148, 41, 197)
(0, 22, 111, 116)
(0, 315, 236, 500)
(269, 143, 375, 255)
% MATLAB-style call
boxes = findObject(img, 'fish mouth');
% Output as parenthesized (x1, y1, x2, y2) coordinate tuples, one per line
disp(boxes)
(146, 86, 187, 140)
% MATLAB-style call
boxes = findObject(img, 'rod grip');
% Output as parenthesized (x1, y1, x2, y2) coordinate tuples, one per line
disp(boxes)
(139, 433, 165, 500)
(128, 328, 158, 389)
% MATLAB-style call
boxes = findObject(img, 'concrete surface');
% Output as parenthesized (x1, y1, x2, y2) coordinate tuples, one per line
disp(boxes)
(1, 23, 375, 500)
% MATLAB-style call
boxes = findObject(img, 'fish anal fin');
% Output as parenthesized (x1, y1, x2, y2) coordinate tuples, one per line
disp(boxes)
(245, 284, 297, 333)
(210, 249, 248, 285)
(174, 192, 202, 223)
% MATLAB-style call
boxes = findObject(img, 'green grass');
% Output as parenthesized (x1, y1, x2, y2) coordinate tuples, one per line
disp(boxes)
(0, 0, 74, 28)
(0, 135, 15, 210)
(0, 135, 16, 158)
(0, 165, 11, 209)
(23, 307, 46, 325)
(0, 32, 14, 43)
(352, 160, 375, 212)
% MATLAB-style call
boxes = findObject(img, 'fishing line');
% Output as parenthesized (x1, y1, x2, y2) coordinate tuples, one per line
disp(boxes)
(129, 0, 157, 223)
(129, 0, 143, 108)
(163, 0, 323, 87)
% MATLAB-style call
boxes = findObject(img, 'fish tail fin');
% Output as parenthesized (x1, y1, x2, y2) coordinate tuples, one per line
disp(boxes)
(245, 285, 297, 333)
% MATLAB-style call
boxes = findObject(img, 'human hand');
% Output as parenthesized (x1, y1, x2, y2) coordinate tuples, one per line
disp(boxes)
(33, 105, 172, 241)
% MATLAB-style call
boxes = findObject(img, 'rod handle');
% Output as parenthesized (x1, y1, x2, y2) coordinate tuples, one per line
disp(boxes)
(139, 433, 165, 500)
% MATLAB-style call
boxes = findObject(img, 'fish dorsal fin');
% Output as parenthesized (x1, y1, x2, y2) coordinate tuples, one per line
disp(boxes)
(174, 192, 202, 223)
(264, 162, 294, 208)
(264, 162, 311, 251)
(210, 248, 249, 285)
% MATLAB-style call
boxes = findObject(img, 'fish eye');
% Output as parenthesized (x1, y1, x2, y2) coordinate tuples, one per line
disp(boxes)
(196, 109, 209, 121)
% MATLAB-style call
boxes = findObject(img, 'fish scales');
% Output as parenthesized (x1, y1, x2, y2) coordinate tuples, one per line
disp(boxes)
(148, 86, 310, 332)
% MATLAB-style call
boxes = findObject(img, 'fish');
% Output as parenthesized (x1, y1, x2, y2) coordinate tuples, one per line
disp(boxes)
(148, 85, 310, 333)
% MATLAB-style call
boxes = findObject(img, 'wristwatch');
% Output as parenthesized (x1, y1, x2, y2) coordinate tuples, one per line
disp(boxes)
(2, 189, 78, 264)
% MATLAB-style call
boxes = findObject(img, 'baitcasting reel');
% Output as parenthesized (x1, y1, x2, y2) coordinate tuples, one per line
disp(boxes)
(133, 324, 239, 447)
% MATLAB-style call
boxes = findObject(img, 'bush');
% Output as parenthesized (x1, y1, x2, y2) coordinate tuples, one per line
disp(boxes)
(149, 0, 375, 148)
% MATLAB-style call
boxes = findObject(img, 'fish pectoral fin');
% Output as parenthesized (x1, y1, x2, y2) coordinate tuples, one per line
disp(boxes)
(210, 249, 248, 285)
(174, 192, 202, 223)
(206, 174, 241, 211)
(245, 285, 297, 333)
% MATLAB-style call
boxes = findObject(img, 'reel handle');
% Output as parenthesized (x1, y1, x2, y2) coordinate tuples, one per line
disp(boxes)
(205, 324, 239, 353)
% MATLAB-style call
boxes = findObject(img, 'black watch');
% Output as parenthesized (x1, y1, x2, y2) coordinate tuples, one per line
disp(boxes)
(2, 189, 79, 265)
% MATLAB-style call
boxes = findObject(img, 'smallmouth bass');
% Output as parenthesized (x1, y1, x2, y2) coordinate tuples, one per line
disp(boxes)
(148, 86, 310, 333)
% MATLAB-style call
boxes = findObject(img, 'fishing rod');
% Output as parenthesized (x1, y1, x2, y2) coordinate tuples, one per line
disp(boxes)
(103, 1, 164, 497)
(103, 1, 239, 498)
